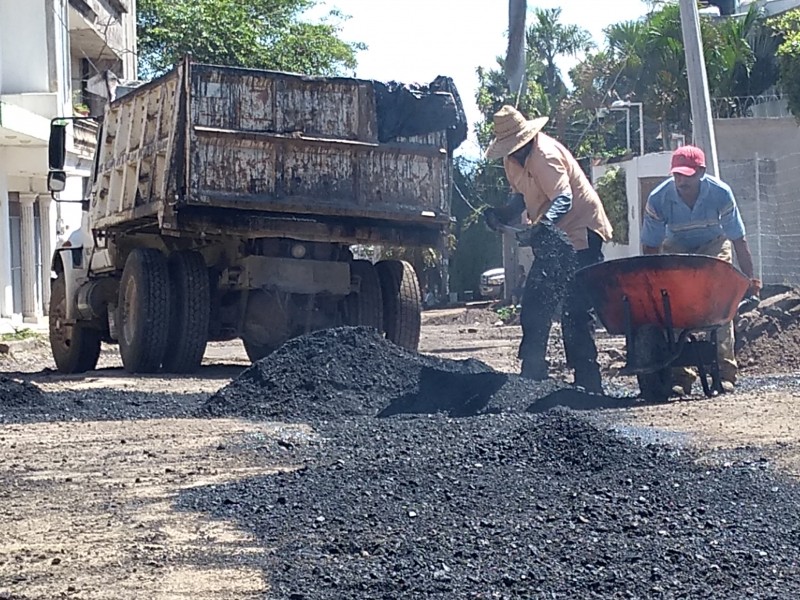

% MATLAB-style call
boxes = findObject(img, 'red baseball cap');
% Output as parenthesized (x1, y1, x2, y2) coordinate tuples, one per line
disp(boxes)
(670, 145, 706, 176)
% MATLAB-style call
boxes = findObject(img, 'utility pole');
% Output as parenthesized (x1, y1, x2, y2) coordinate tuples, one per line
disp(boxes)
(502, 0, 527, 302)
(679, 0, 719, 176)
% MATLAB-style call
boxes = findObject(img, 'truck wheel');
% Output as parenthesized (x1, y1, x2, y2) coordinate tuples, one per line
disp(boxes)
(49, 274, 101, 373)
(118, 248, 171, 373)
(343, 260, 383, 330)
(376, 260, 421, 351)
(633, 325, 672, 403)
(163, 251, 210, 373)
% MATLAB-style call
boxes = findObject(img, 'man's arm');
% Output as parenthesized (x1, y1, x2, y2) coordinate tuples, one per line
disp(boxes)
(543, 193, 572, 223)
(732, 237, 755, 280)
(640, 190, 667, 253)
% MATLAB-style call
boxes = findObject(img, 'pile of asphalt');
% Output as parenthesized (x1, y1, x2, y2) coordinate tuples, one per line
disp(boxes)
(0, 375, 43, 408)
(180, 327, 800, 597)
(179, 410, 800, 599)
(203, 327, 635, 422)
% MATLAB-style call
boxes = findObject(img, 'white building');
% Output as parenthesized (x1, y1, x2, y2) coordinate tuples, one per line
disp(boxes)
(0, 0, 137, 324)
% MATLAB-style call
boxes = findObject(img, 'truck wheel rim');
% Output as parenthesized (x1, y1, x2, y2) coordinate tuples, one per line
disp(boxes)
(121, 278, 138, 346)
(52, 292, 73, 350)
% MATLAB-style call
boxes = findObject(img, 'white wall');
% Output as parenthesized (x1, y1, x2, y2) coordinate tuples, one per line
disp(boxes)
(0, 0, 50, 94)
(593, 152, 673, 260)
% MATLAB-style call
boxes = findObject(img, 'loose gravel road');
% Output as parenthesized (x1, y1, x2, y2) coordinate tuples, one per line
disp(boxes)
(1, 309, 799, 599)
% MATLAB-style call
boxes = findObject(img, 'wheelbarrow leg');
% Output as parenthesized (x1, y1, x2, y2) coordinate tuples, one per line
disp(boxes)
(709, 329, 723, 395)
(691, 330, 723, 398)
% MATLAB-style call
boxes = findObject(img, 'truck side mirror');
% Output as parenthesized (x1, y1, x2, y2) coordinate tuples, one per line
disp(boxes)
(49, 121, 68, 170)
(48, 170, 67, 193)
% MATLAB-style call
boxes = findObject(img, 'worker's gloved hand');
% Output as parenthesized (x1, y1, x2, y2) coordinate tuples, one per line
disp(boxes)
(484, 207, 502, 232)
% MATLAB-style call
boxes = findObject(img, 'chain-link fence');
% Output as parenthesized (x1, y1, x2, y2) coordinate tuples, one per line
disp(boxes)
(720, 154, 800, 285)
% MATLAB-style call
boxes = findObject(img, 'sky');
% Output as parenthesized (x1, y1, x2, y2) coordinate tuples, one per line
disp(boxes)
(306, 0, 652, 158)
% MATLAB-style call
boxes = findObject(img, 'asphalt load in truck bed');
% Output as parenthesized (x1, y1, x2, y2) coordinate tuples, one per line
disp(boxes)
(192, 327, 800, 598)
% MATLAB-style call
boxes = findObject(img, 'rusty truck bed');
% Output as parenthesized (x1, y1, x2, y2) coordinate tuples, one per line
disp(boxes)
(89, 59, 460, 243)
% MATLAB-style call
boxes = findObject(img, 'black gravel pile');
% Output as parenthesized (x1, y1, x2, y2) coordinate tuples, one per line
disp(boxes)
(204, 327, 635, 422)
(0, 376, 43, 408)
(178, 411, 800, 599)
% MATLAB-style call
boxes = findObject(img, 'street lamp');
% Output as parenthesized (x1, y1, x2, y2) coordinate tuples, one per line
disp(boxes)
(611, 100, 645, 157)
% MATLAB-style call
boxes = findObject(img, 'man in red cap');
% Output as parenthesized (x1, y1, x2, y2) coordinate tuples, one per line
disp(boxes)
(641, 144, 760, 394)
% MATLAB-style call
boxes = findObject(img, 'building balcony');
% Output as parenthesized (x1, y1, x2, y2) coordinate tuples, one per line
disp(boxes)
(68, 0, 134, 67)
(0, 99, 51, 148)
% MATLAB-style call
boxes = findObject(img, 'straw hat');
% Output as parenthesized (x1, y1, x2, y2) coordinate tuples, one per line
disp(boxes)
(485, 105, 549, 160)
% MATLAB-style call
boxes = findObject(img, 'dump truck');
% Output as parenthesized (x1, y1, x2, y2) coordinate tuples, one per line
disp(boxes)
(46, 58, 465, 374)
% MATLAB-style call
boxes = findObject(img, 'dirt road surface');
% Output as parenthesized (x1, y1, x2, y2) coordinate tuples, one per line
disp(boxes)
(2, 306, 799, 599)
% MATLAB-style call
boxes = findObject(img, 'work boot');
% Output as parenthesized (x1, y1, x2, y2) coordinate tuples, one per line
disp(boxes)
(671, 384, 690, 397)
(521, 359, 549, 381)
(574, 366, 603, 394)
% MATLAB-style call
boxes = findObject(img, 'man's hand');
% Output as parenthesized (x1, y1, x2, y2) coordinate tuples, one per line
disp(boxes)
(748, 278, 762, 298)
(484, 207, 502, 232)
(484, 193, 526, 233)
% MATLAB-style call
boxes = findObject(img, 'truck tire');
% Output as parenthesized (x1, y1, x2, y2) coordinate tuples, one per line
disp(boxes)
(376, 260, 421, 351)
(49, 274, 101, 373)
(344, 260, 383, 330)
(633, 325, 672, 403)
(118, 248, 171, 373)
(163, 251, 210, 373)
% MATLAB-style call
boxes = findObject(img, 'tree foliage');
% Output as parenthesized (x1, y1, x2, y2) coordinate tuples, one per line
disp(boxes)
(769, 8, 800, 120)
(594, 167, 628, 244)
(137, 0, 364, 77)
(567, 3, 778, 151)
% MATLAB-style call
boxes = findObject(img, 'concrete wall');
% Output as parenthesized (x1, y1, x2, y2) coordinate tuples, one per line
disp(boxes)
(715, 118, 800, 161)
(715, 117, 800, 284)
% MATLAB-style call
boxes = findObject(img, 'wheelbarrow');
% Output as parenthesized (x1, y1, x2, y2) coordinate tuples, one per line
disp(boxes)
(576, 254, 751, 401)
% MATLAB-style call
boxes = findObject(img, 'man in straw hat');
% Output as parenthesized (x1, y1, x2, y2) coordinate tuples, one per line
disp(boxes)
(484, 104, 613, 392)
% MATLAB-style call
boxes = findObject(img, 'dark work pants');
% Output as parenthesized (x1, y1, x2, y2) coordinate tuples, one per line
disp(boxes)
(518, 229, 604, 389)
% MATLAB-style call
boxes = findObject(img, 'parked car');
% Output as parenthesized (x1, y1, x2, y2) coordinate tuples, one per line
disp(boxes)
(479, 267, 505, 299)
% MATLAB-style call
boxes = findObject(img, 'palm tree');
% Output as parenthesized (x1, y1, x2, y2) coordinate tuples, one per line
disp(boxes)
(526, 7, 594, 101)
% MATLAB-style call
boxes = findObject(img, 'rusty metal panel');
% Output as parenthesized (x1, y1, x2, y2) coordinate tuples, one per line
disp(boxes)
(189, 131, 449, 223)
(91, 67, 182, 230)
(190, 65, 377, 142)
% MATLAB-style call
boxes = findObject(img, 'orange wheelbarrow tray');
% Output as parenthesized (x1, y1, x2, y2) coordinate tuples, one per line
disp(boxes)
(576, 254, 750, 400)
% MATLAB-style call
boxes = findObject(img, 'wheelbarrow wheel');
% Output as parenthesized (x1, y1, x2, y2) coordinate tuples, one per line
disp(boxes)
(633, 325, 672, 403)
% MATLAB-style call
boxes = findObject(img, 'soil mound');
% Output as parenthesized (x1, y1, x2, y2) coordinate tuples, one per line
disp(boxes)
(736, 286, 800, 372)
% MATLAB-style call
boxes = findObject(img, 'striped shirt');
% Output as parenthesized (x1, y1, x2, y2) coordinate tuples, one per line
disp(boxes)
(640, 175, 746, 251)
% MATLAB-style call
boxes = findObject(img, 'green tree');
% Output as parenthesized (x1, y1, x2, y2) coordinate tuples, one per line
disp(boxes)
(137, 0, 364, 76)
(568, 2, 778, 154)
(526, 7, 594, 102)
(769, 8, 800, 120)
